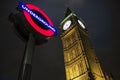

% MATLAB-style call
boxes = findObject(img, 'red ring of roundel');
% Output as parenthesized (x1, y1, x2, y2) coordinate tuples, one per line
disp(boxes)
(23, 4, 54, 37)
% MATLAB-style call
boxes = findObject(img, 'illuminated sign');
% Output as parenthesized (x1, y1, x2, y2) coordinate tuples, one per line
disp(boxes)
(19, 2, 57, 36)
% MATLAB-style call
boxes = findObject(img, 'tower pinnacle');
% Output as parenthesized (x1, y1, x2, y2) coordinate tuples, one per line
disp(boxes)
(64, 8, 72, 17)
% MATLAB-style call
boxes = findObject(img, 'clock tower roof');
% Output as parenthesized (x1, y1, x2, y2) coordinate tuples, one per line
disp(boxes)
(64, 8, 72, 17)
(60, 9, 76, 25)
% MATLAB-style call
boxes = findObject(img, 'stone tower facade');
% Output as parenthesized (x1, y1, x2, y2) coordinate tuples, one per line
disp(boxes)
(60, 8, 112, 80)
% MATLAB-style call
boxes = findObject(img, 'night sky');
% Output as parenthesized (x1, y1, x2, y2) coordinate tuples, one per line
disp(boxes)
(0, 0, 120, 80)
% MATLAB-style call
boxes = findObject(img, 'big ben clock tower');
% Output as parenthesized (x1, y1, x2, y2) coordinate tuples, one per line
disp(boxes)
(60, 8, 112, 80)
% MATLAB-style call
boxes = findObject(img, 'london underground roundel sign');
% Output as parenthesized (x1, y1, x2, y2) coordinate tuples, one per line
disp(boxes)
(19, 2, 57, 37)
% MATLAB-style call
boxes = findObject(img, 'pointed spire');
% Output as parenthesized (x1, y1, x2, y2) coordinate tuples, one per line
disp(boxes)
(64, 8, 72, 17)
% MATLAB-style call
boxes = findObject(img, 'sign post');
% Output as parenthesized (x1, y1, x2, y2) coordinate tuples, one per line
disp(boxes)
(18, 33, 35, 80)
(8, 2, 58, 80)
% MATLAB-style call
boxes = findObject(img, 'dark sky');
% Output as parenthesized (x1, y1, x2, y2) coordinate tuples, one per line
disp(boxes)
(0, 0, 120, 80)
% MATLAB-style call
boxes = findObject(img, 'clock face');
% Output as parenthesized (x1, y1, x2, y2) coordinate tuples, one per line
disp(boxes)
(63, 20, 72, 30)
(78, 20, 85, 29)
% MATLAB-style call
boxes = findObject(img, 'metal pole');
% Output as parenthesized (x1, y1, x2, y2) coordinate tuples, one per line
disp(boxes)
(18, 33, 35, 80)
